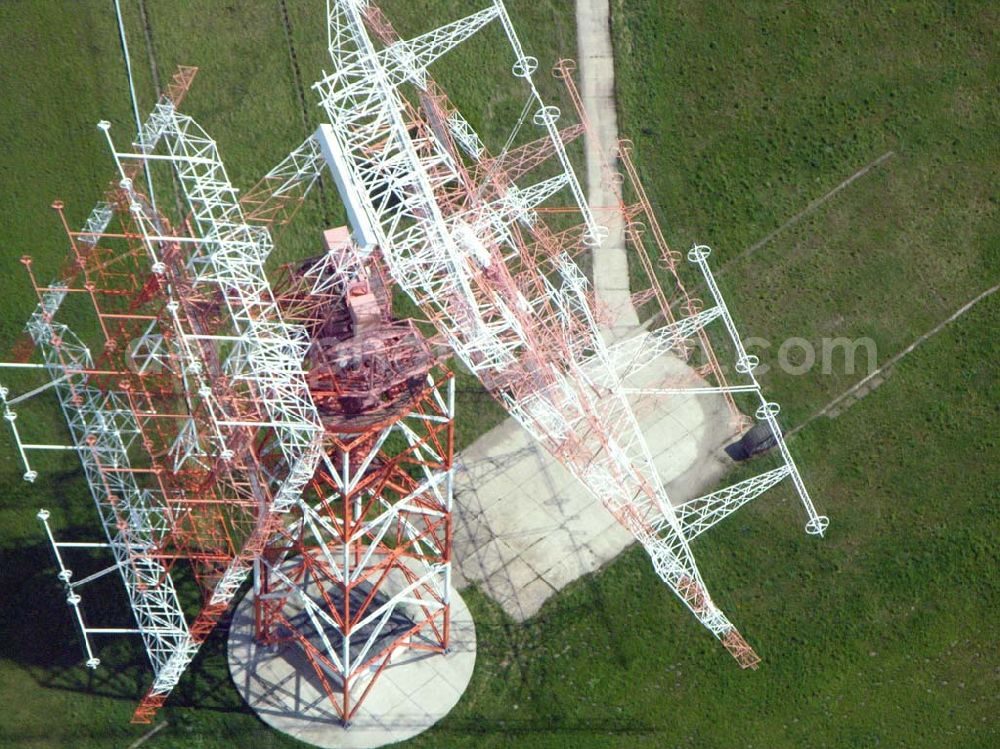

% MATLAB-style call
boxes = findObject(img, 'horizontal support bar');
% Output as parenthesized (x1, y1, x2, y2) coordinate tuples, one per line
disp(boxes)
(216, 420, 315, 429)
(4, 375, 70, 405)
(55, 542, 112, 548)
(71, 564, 122, 588)
(115, 151, 222, 167)
(99, 313, 159, 321)
(620, 384, 760, 397)
(85, 628, 142, 635)
(183, 333, 246, 342)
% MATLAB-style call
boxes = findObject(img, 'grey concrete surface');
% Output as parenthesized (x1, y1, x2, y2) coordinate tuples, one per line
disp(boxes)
(227, 585, 476, 749)
(577, 0, 637, 341)
(446, 0, 743, 622)
(452, 347, 740, 621)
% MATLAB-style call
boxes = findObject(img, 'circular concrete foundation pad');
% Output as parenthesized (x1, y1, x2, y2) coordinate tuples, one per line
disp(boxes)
(227, 587, 476, 749)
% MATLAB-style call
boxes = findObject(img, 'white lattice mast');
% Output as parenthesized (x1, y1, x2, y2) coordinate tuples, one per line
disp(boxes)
(2, 72, 192, 715)
(290, 0, 829, 667)
(14, 280, 195, 681)
(1, 70, 329, 722)
(99, 101, 327, 720)
(0, 2, 834, 731)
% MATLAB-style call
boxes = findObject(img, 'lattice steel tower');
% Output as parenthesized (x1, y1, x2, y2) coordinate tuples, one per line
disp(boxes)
(1, 0, 828, 728)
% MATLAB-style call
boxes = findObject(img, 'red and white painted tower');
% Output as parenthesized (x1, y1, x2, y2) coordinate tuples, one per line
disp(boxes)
(254, 232, 456, 724)
(0, 0, 829, 738)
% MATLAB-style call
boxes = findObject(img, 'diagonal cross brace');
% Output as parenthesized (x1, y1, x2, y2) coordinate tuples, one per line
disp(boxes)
(379, 6, 501, 88)
(673, 466, 792, 541)
(584, 305, 724, 388)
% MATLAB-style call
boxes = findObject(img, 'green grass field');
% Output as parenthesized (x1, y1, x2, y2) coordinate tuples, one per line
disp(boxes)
(1, 1, 998, 747)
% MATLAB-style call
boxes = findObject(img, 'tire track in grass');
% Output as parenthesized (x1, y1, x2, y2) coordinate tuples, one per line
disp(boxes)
(136, 0, 161, 95)
(638, 149, 900, 331)
(277, 0, 332, 224)
(127, 720, 168, 749)
(278, 0, 310, 134)
(726, 150, 896, 269)
(788, 281, 1000, 437)
(136, 0, 186, 220)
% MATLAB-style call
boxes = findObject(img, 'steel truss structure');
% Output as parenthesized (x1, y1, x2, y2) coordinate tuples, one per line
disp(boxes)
(255, 242, 456, 725)
(2, 61, 456, 724)
(1, 66, 331, 722)
(280, 0, 826, 669)
(253, 373, 455, 725)
(0, 0, 828, 727)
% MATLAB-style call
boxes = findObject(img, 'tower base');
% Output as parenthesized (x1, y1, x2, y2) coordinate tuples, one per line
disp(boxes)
(227, 585, 476, 749)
